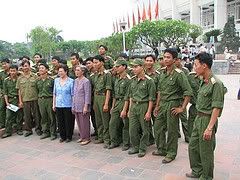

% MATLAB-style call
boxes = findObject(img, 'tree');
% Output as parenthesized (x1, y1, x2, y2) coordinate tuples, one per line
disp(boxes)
(221, 16, 240, 52)
(0, 40, 14, 59)
(189, 24, 203, 43)
(204, 29, 221, 43)
(29, 26, 62, 59)
(12, 43, 31, 58)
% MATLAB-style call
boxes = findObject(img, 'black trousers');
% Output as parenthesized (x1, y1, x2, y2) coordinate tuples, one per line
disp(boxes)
(56, 108, 74, 140)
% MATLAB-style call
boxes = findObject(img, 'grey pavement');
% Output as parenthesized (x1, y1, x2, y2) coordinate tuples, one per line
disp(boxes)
(0, 75, 240, 180)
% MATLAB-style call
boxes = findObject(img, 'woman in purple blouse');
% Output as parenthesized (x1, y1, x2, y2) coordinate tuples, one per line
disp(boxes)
(72, 65, 91, 145)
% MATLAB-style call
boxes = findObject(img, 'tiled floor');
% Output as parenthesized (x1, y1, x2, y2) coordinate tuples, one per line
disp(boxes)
(0, 75, 240, 180)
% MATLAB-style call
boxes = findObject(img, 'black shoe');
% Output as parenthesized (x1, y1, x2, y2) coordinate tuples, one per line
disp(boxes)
(152, 151, 167, 156)
(162, 157, 174, 164)
(35, 130, 42, 136)
(122, 145, 130, 151)
(128, 148, 139, 155)
(24, 131, 33, 137)
(94, 139, 104, 144)
(40, 133, 50, 140)
(59, 138, 65, 143)
(1, 133, 11, 138)
(50, 136, 57, 141)
(16, 131, 23, 136)
(138, 152, 146, 158)
(185, 172, 200, 178)
(91, 131, 97, 137)
(185, 138, 189, 143)
(108, 144, 119, 149)
(103, 144, 110, 149)
(65, 139, 72, 143)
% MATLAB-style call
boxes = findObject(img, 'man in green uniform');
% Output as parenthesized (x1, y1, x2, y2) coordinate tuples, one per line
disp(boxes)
(16, 60, 42, 137)
(0, 58, 10, 128)
(128, 59, 156, 158)
(2, 65, 23, 138)
(186, 52, 226, 179)
(37, 63, 57, 140)
(50, 56, 61, 78)
(69, 53, 83, 79)
(98, 45, 114, 70)
(144, 54, 160, 146)
(175, 54, 190, 142)
(153, 48, 192, 163)
(32, 53, 42, 73)
(91, 55, 112, 148)
(109, 59, 130, 151)
(187, 71, 201, 137)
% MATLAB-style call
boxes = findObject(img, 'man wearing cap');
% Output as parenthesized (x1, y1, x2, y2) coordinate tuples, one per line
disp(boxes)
(128, 58, 156, 158)
(109, 59, 131, 150)
(175, 54, 190, 142)
(91, 55, 112, 148)
(153, 48, 192, 163)
(16, 60, 42, 137)
(0, 58, 10, 128)
(36, 63, 56, 140)
(186, 52, 226, 179)
(144, 54, 160, 146)
(2, 65, 23, 138)
(50, 56, 61, 78)
(98, 45, 114, 70)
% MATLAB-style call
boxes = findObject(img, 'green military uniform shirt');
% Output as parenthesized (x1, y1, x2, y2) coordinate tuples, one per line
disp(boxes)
(145, 70, 160, 88)
(182, 67, 190, 76)
(16, 73, 38, 102)
(129, 75, 156, 102)
(157, 67, 192, 101)
(113, 73, 131, 101)
(188, 72, 201, 105)
(196, 74, 226, 116)
(50, 66, 59, 79)
(3, 77, 18, 100)
(104, 56, 114, 70)
(36, 77, 54, 98)
(68, 68, 76, 79)
(0, 70, 9, 97)
(91, 70, 112, 94)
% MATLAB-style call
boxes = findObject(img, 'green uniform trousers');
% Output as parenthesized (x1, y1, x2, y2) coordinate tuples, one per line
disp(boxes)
(38, 98, 56, 136)
(188, 104, 197, 137)
(93, 94, 110, 144)
(5, 98, 23, 134)
(178, 109, 189, 141)
(23, 100, 41, 132)
(109, 100, 129, 146)
(129, 102, 149, 153)
(154, 100, 180, 159)
(0, 97, 6, 128)
(189, 115, 216, 180)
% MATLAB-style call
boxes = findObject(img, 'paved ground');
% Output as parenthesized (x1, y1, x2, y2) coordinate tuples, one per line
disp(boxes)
(0, 75, 240, 180)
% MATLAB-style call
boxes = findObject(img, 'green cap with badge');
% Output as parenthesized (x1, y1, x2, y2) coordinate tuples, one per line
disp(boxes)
(114, 59, 128, 67)
(130, 58, 144, 66)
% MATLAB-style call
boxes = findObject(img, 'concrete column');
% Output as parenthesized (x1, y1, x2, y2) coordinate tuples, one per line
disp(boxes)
(190, 0, 201, 25)
(214, 0, 227, 29)
(171, 0, 180, 19)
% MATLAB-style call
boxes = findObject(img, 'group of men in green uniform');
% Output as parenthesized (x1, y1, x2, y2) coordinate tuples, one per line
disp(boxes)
(0, 46, 226, 180)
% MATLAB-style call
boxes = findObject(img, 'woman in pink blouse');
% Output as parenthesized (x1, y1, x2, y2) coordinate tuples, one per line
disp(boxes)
(72, 65, 91, 145)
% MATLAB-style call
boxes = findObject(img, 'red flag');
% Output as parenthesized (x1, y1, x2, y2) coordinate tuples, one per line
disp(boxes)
(148, 0, 152, 21)
(127, 14, 130, 29)
(137, 6, 141, 23)
(116, 20, 119, 32)
(155, 0, 159, 20)
(132, 11, 136, 26)
(142, 3, 147, 21)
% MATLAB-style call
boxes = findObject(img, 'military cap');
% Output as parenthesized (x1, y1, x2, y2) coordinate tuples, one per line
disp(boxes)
(39, 63, 49, 70)
(114, 59, 128, 67)
(130, 58, 144, 66)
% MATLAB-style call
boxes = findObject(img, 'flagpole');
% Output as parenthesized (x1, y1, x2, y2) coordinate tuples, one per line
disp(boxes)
(119, 21, 127, 53)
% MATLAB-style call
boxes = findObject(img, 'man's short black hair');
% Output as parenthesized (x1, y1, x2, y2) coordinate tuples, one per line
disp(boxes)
(52, 56, 61, 62)
(93, 55, 105, 62)
(144, 54, 156, 61)
(1, 58, 10, 63)
(39, 63, 49, 70)
(99, 45, 108, 51)
(21, 60, 30, 67)
(195, 52, 213, 69)
(164, 48, 178, 59)
(21, 56, 30, 60)
(9, 64, 18, 70)
(34, 53, 42, 58)
(85, 57, 94, 62)
(70, 53, 80, 60)
(39, 59, 47, 64)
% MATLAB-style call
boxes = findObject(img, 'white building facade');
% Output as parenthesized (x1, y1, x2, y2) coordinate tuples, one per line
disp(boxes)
(135, 0, 240, 31)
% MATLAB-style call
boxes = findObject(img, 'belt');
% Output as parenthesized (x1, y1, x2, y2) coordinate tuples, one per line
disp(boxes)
(94, 92, 105, 96)
(39, 96, 52, 99)
(132, 100, 148, 104)
(197, 112, 211, 117)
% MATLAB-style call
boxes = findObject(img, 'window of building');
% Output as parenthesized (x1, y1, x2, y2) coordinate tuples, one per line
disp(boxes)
(227, 0, 240, 23)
